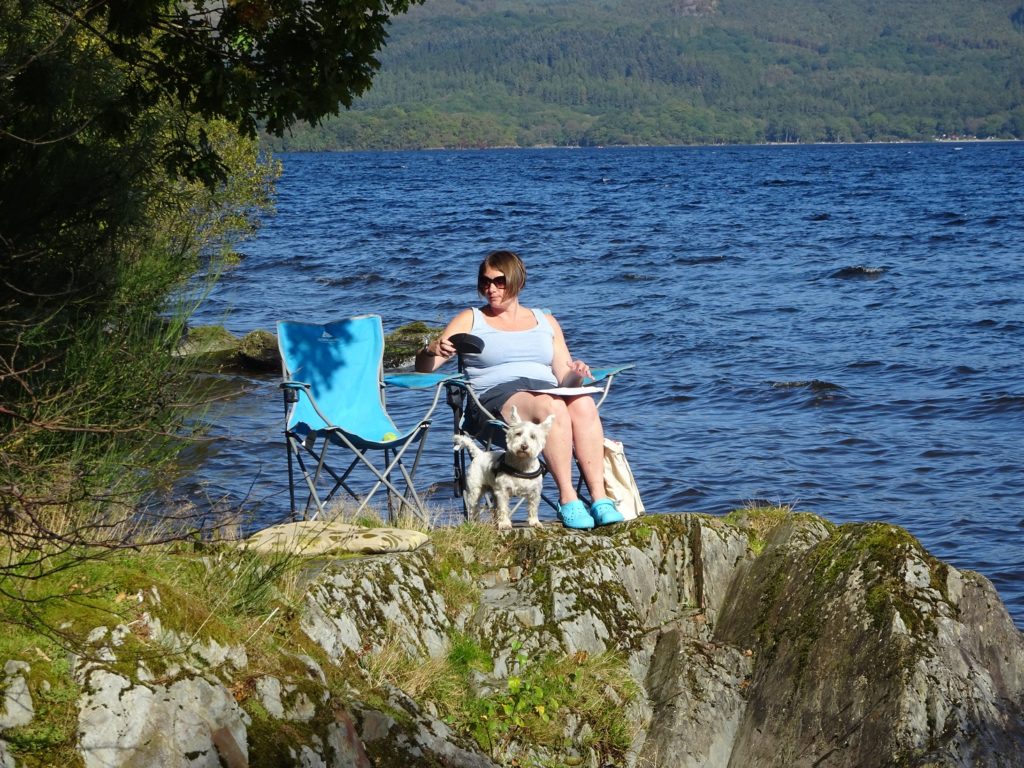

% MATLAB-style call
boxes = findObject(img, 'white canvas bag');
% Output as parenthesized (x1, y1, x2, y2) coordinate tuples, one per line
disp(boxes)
(602, 438, 645, 520)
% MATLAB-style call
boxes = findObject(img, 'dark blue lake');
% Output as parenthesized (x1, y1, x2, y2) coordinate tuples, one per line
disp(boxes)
(183, 143, 1024, 627)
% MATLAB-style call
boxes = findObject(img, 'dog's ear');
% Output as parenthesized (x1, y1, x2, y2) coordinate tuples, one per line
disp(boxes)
(540, 413, 555, 431)
(509, 405, 521, 425)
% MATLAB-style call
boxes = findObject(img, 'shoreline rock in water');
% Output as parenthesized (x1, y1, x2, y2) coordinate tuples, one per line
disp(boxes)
(3, 513, 1021, 767)
(177, 321, 441, 373)
(175, 325, 280, 373)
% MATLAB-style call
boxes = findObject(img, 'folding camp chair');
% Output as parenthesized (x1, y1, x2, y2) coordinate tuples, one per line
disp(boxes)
(278, 315, 459, 522)
(444, 332, 633, 519)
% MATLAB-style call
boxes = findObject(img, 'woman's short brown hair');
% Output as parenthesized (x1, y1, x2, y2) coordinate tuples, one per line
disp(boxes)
(478, 250, 527, 298)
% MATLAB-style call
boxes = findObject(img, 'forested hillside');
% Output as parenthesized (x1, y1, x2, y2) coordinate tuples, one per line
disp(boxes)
(265, 0, 1024, 149)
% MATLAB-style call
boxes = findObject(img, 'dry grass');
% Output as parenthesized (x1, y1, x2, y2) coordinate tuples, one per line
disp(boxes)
(724, 501, 798, 553)
(358, 632, 469, 705)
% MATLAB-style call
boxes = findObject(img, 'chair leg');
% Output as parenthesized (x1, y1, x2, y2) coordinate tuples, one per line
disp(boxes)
(289, 427, 435, 525)
(337, 430, 431, 525)
(452, 421, 473, 520)
(394, 435, 433, 521)
(380, 446, 424, 524)
(454, 444, 469, 520)
(351, 461, 424, 521)
(289, 435, 359, 521)
(286, 432, 297, 520)
(288, 437, 326, 520)
(310, 440, 332, 519)
(311, 439, 366, 520)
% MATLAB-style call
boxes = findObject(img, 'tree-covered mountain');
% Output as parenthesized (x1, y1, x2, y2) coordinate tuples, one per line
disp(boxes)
(265, 0, 1024, 150)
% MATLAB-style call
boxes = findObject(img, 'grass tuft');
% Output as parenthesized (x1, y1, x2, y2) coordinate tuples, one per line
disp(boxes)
(724, 501, 797, 554)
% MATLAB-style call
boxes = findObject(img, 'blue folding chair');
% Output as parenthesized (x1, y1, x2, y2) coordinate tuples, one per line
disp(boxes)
(278, 315, 459, 522)
(444, 333, 633, 518)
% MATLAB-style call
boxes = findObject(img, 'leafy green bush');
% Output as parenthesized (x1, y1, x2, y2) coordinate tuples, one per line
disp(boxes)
(2, 0, 421, 575)
(454, 642, 638, 765)
(0, 28, 281, 573)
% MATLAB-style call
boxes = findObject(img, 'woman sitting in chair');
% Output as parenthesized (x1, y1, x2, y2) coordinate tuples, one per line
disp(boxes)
(415, 249, 623, 529)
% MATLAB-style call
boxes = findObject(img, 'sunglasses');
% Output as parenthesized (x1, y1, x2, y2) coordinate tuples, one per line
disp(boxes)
(478, 274, 507, 289)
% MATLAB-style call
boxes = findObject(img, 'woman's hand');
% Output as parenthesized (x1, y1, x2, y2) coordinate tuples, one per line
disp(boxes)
(422, 336, 457, 361)
(415, 335, 456, 372)
(430, 337, 456, 359)
(416, 309, 474, 373)
(562, 359, 592, 386)
(549, 314, 591, 385)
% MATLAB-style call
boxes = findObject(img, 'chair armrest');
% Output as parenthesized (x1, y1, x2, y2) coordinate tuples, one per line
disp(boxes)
(582, 363, 634, 410)
(384, 372, 465, 389)
(280, 380, 310, 403)
(583, 364, 635, 385)
(383, 372, 464, 426)
(279, 380, 337, 429)
(442, 377, 499, 423)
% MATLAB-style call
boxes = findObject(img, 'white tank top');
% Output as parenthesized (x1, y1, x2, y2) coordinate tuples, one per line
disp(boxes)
(462, 307, 558, 394)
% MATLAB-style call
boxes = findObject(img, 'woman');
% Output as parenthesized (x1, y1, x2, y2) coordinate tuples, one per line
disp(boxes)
(415, 250, 623, 529)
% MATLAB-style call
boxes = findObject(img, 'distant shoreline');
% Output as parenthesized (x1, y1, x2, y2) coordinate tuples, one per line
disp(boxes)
(266, 137, 1023, 154)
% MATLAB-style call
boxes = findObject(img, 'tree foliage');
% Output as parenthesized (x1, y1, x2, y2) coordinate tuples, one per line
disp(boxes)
(263, 0, 1024, 149)
(0, 0, 417, 570)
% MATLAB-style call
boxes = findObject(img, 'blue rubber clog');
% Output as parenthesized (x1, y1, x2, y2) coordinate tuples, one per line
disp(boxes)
(558, 499, 595, 530)
(590, 498, 625, 526)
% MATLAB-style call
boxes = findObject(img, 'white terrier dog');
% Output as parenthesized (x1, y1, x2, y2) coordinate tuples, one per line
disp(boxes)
(453, 406, 555, 530)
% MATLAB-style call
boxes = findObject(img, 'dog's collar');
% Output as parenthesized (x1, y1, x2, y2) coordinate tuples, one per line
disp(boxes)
(496, 453, 547, 480)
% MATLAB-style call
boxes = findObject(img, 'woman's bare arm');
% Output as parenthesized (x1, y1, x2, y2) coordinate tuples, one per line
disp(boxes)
(414, 309, 473, 372)
(547, 314, 592, 386)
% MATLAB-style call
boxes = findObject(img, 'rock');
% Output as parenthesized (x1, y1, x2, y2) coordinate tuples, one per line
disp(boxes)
(382, 321, 440, 370)
(176, 325, 241, 371)
(297, 513, 1024, 768)
(12, 511, 1022, 768)
(0, 740, 15, 768)
(256, 676, 286, 719)
(176, 320, 443, 373)
(175, 324, 276, 373)
(77, 668, 249, 768)
(256, 676, 317, 723)
(330, 708, 373, 768)
(0, 661, 33, 729)
(298, 515, 747, 764)
(714, 519, 1024, 768)
(301, 548, 450, 660)
(237, 329, 279, 371)
(351, 684, 499, 768)
(193, 637, 248, 670)
(641, 629, 751, 768)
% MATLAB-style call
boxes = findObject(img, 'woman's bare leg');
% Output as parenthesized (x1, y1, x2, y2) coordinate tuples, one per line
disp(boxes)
(565, 395, 606, 500)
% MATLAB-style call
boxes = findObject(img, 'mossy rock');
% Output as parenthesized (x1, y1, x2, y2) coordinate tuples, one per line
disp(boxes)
(178, 325, 279, 373)
(237, 329, 279, 371)
(177, 325, 243, 371)
(383, 321, 442, 370)
(180, 321, 443, 374)
(178, 325, 238, 355)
